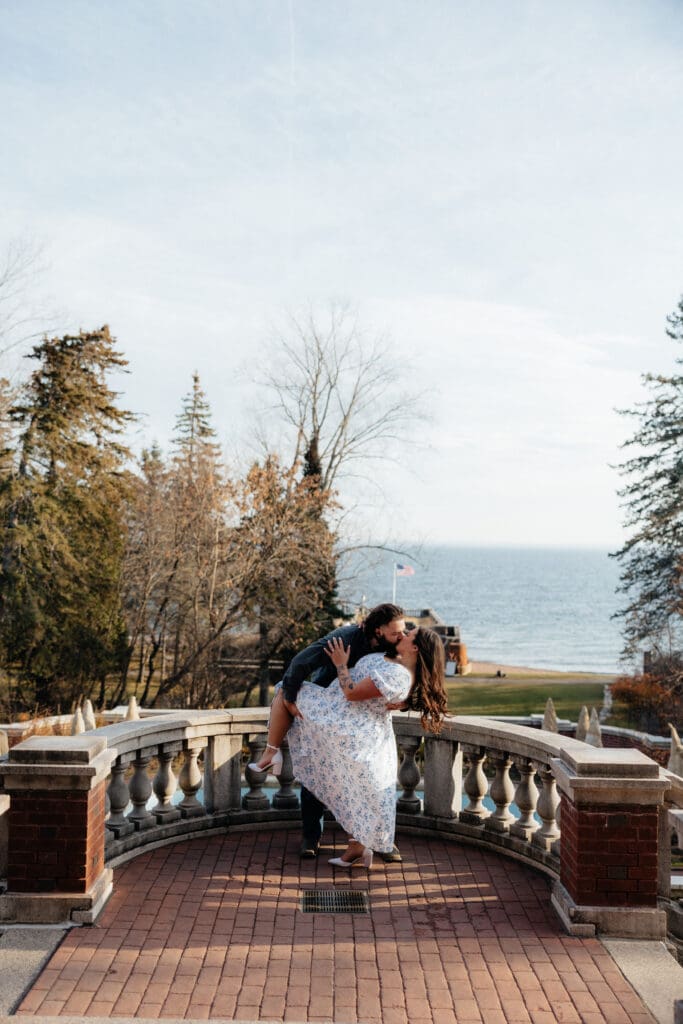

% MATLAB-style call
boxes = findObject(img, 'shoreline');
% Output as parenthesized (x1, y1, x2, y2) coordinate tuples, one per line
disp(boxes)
(466, 660, 617, 681)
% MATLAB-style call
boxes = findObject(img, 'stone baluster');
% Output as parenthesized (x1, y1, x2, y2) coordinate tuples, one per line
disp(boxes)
(272, 741, 299, 809)
(397, 734, 422, 814)
(551, 794, 561, 857)
(485, 751, 515, 833)
(204, 734, 243, 812)
(509, 758, 540, 841)
(127, 751, 155, 831)
(459, 746, 490, 825)
(242, 735, 270, 811)
(153, 744, 181, 823)
(106, 756, 134, 837)
(423, 735, 463, 819)
(532, 763, 560, 850)
(178, 743, 205, 818)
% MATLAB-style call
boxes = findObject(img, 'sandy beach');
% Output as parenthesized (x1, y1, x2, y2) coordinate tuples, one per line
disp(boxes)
(466, 660, 616, 681)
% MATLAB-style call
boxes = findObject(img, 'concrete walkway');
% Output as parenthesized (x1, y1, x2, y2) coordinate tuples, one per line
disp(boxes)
(8, 830, 671, 1022)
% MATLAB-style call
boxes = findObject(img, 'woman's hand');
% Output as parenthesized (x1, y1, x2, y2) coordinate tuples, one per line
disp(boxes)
(325, 636, 350, 667)
(283, 698, 303, 720)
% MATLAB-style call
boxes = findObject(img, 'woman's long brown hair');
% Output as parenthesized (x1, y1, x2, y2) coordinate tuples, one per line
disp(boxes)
(404, 628, 449, 732)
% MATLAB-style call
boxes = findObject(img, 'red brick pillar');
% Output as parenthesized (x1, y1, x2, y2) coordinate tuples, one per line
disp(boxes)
(0, 735, 114, 925)
(551, 746, 669, 938)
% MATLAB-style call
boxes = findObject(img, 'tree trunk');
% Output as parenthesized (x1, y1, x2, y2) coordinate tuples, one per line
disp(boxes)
(141, 634, 162, 707)
(258, 620, 270, 706)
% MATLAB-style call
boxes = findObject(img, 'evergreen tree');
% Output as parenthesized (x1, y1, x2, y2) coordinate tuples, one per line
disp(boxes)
(172, 371, 222, 466)
(142, 374, 237, 706)
(300, 432, 343, 643)
(614, 294, 683, 679)
(0, 326, 132, 709)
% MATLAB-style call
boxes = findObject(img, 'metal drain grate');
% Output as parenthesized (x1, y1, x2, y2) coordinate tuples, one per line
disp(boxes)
(300, 889, 370, 914)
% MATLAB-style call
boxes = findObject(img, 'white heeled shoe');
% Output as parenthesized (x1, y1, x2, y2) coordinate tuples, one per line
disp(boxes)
(247, 744, 283, 777)
(329, 844, 373, 868)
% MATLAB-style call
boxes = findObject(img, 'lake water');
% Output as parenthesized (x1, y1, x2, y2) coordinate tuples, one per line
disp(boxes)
(341, 546, 628, 674)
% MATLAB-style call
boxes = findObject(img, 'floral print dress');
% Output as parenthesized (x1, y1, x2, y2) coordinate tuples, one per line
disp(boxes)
(288, 653, 412, 852)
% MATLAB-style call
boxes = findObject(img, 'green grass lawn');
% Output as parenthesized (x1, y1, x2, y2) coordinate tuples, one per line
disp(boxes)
(237, 674, 653, 733)
(446, 680, 607, 720)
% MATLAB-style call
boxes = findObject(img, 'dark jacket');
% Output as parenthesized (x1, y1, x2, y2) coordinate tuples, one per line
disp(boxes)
(281, 623, 372, 702)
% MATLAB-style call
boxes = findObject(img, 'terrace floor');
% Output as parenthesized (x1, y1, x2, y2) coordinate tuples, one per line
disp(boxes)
(11, 830, 666, 1023)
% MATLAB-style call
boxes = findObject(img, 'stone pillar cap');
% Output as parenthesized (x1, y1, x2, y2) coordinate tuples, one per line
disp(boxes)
(559, 746, 660, 778)
(8, 735, 107, 764)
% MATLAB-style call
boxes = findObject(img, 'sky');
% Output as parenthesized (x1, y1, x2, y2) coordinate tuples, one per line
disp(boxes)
(2, 0, 683, 549)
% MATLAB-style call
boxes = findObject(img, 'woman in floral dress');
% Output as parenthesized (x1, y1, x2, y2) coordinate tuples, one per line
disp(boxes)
(252, 627, 448, 868)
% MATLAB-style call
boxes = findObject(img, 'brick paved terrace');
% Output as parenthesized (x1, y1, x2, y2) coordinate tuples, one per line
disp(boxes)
(2, 705, 683, 1021)
(15, 830, 660, 1023)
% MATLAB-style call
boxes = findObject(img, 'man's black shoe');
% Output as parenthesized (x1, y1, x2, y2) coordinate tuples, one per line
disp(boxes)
(377, 845, 402, 863)
(299, 840, 319, 859)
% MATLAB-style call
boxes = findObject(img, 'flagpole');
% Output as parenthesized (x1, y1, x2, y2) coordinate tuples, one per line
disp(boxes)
(392, 563, 396, 604)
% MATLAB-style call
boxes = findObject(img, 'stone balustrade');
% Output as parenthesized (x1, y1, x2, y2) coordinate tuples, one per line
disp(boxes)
(663, 767, 683, 954)
(0, 708, 675, 942)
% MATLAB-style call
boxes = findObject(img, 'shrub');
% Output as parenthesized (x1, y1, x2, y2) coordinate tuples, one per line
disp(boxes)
(611, 673, 681, 732)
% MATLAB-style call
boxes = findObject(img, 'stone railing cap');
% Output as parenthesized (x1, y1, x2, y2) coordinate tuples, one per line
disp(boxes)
(559, 745, 659, 777)
(8, 735, 107, 764)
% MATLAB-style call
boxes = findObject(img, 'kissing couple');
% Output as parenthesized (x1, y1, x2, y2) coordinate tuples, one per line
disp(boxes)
(249, 602, 449, 867)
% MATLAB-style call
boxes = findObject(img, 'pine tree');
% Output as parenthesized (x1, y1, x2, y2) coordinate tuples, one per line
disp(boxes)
(300, 434, 343, 645)
(172, 372, 222, 467)
(0, 326, 132, 709)
(613, 294, 683, 680)
(142, 374, 236, 706)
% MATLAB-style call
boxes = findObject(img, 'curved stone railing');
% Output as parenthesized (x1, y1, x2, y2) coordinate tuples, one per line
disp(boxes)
(394, 716, 566, 869)
(663, 767, 683, 954)
(0, 708, 673, 940)
(98, 708, 264, 861)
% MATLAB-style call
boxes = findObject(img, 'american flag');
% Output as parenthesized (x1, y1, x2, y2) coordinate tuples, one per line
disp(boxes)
(395, 564, 415, 576)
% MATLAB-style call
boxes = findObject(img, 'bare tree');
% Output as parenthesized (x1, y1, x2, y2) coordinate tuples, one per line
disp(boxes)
(0, 240, 58, 469)
(260, 303, 423, 492)
(0, 239, 58, 360)
(118, 445, 174, 704)
(0, 376, 15, 468)
(119, 375, 338, 710)
(232, 455, 338, 704)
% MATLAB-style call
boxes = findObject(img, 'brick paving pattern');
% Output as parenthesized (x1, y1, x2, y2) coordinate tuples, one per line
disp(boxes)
(17, 831, 655, 1022)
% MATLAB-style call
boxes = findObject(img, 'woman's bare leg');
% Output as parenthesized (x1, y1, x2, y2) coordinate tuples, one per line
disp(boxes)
(252, 689, 293, 769)
(329, 836, 373, 868)
(341, 838, 364, 861)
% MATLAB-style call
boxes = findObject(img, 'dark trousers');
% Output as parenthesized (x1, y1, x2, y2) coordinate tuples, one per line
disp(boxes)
(300, 785, 326, 844)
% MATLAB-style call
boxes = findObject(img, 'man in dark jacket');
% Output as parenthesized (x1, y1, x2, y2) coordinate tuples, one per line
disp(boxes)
(281, 602, 407, 860)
